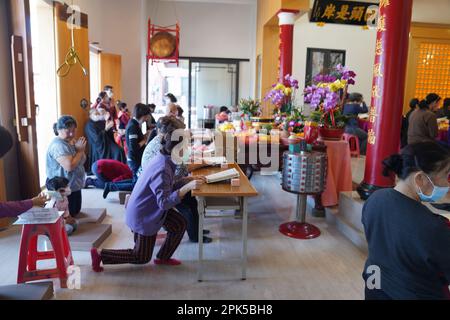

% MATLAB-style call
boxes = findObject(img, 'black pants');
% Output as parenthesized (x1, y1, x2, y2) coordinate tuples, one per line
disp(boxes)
(175, 192, 199, 241)
(67, 190, 82, 217)
(101, 209, 186, 265)
(127, 159, 140, 183)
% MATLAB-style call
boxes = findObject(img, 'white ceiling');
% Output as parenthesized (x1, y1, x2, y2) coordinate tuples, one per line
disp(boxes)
(159, 0, 257, 5)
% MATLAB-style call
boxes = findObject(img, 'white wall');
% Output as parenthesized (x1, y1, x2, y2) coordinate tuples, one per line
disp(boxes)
(74, 0, 257, 104)
(76, 0, 145, 105)
(292, 7, 377, 105)
(412, 0, 450, 24)
(148, 0, 257, 100)
(292, 0, 450, 108)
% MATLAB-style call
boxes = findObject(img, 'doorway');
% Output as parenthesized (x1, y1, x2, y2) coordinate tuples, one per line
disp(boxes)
(147, 57, 247, 129)
(189, 59, 238, 129)
(30, 0, 58, 187)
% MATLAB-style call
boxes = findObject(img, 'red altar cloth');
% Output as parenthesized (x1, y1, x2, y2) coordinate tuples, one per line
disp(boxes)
(320, 140, 354, 207)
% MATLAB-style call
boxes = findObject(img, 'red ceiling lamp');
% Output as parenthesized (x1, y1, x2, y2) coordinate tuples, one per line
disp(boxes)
(147, 19, 180, 66)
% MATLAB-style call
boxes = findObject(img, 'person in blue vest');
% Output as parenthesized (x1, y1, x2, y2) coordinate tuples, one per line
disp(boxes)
(343, 92, 369, 155)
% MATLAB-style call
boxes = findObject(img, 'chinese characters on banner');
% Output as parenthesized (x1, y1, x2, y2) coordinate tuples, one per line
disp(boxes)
(310, 0, 379, 26)
(368, 0, 390, 145)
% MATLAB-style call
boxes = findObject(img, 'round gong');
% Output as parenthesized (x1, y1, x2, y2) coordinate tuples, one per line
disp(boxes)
(150, 32, 177, 58)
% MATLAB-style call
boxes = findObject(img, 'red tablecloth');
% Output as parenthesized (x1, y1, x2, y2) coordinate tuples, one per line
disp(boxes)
(437, 129, 448, 143)
(321, 140, 354, 207)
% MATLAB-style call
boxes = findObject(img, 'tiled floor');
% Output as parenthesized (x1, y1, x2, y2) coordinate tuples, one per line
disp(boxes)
(0, 163, 368, 300)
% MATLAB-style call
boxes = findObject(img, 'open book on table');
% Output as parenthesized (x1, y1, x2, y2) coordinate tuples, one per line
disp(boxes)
(205, 168, 240, 184)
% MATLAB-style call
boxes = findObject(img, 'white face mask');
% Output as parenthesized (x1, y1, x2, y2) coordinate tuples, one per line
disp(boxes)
(91, 114, 104, 122)
(416, 173, 449, 203)
(106, 90, 113, 98)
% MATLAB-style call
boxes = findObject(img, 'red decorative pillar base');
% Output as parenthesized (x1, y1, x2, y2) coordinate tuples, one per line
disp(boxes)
(278, 10, 298, 82)
(357, 0, 413, 200)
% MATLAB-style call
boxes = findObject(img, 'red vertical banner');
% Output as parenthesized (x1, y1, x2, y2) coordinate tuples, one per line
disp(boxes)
(278, 11, 298, 82)
(357, 0, 413, 200)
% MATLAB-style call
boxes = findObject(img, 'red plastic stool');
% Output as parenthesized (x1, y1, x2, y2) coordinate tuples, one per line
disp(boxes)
(17, 216, 74, 288)
(343, 133, 360, 157)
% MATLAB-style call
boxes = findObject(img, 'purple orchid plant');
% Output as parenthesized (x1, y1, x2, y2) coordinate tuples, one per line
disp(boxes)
(304, 64, 356, 128)
(265, 74, 300, 115)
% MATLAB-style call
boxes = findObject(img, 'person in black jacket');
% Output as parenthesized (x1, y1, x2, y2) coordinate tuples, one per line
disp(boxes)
(85, 108, 126, 173)
(362, 142, 450, 300)
(126, 103, 151, 181)
(401, 98, 419, 148)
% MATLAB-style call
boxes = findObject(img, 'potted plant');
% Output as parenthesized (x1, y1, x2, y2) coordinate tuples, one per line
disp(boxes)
(304, 64, 356, 140)
(238, 98, 261, 118)
(265, 74, 300, 115)
(266, 74, 304, 138)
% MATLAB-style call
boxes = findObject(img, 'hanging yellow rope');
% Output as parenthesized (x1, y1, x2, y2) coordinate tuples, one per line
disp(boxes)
(57, 1, 88, 77)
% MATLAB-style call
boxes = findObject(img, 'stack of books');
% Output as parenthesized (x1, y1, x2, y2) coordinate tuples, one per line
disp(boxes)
(205, 168, 240, 184)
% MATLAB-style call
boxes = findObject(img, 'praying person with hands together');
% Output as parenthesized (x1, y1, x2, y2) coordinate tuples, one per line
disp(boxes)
(91, 117, 203, 271)
(46, 116, 86, 217)
(85, 108, 126, 172)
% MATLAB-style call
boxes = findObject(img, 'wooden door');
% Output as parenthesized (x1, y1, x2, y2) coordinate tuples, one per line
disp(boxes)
(100, 53, 122, 102)
(8, 0, 40, 199)
(54, 2, 90, 139)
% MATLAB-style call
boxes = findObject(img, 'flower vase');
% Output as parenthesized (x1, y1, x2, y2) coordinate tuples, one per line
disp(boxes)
(319, 127, 345, 141)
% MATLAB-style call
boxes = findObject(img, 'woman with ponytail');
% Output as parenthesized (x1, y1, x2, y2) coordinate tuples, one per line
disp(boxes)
(407, 93, 441, 145)
(362, 142, 450, 300)
(90, 117, 205, 271)
(46, 116, 86, 217)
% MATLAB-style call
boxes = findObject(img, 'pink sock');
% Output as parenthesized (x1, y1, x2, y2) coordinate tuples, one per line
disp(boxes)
(154, 258, 182, 266)
(90, 248, 104, 272)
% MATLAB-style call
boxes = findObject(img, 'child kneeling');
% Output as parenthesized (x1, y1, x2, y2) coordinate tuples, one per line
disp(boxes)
(47, 177, 78, 235)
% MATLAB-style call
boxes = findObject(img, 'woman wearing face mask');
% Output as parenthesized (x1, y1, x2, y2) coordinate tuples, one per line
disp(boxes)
(90, 117, 203, 271)
(0, 125, 47, 219)
(46, 116, 87, 218)
(362, 142, 450, 300)
(85, 108, 126, 174)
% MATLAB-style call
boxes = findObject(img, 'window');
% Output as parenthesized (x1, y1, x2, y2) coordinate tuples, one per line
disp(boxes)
(305, 48, 346, 87)
(414, 42, 450, 100)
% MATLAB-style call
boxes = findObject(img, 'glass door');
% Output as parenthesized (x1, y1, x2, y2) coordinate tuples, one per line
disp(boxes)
(189, 60, 238, 129)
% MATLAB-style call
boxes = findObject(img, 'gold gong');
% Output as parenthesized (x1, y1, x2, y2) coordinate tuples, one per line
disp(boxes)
(150, 32, 177, 58)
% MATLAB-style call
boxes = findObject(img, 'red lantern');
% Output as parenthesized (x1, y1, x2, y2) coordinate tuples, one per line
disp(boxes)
(147, 19, 180, 66)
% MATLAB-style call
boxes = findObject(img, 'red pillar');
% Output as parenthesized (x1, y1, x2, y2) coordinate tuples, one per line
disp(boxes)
(357, 0, 413, 200)
(278, 11, 298, 82)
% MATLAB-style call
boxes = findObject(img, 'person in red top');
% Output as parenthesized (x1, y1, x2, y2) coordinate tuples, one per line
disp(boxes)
(115, 101, 130, 154)
(85, 159, 133, 193)
(91, 90, 118, 125)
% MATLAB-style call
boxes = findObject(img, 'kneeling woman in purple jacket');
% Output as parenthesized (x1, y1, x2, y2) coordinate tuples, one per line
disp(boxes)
(91, 117, 203, 271)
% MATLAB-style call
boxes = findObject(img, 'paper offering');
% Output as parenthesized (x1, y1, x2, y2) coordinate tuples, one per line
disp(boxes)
(205, 168, 240, 184)
(14, 207, 64, 225)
